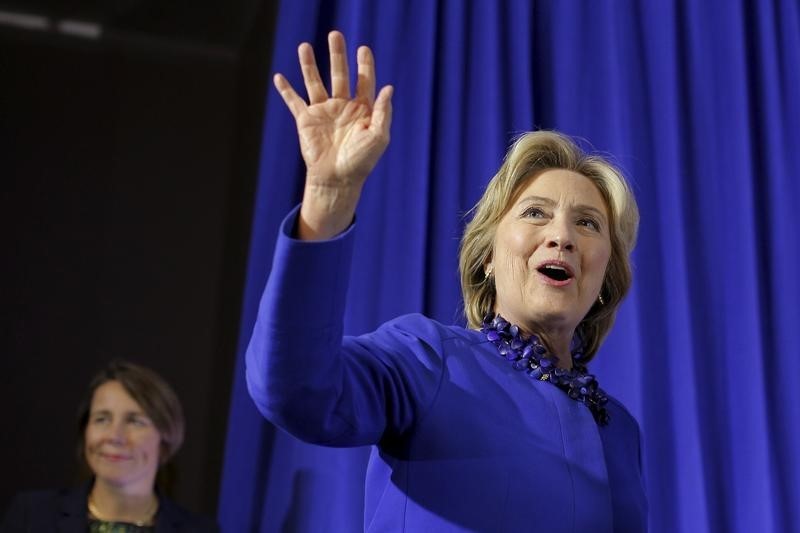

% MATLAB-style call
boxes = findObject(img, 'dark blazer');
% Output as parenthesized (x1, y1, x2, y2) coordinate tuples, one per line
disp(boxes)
(0, 483, 219, 533)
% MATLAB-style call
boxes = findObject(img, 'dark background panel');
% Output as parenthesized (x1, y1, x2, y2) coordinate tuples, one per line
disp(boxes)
(0, 0, 278, 516)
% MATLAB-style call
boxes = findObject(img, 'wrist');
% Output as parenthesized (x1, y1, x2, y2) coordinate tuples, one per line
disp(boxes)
(298, 184, 361, 240)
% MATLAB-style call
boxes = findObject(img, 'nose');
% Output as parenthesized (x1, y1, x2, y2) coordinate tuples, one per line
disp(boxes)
(546, 237, 574, 251)
(105, 422, 127, 445)
(546, 221, 575, 252)
(546, 213, 575, 252)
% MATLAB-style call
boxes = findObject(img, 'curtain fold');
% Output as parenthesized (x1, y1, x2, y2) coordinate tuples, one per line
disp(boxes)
(220, 1, 800, 531)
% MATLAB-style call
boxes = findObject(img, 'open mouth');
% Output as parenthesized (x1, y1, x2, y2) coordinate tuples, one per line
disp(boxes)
(537, 264, 572, 282)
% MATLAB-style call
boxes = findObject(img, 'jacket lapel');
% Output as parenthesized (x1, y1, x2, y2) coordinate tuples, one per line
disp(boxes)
(56, 484, 90, 532)
(154, 498, 182, 533)
(52, 482, 182, 532)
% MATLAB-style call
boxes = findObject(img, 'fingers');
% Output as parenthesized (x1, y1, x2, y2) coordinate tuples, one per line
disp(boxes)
(328, 31, 350, 99)
(290, 32, 378, 108)
(298, 42, 328, 104)
(370, 85, 394, 138)
(273, 73, 306, 120)
(355, 46, 376, 104)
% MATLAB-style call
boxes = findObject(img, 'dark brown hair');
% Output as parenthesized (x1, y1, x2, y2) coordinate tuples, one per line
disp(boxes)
(76, 360, 185, 470)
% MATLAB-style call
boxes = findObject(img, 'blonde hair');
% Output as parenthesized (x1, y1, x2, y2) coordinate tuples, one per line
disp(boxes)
(459, 131, 639, 360)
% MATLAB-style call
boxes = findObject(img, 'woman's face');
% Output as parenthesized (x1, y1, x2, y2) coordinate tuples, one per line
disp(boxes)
(85, 380, 161, 493)
(490, 169, 612, 337)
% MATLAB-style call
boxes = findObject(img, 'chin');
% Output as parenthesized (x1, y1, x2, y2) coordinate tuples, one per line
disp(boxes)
(531, 298, 592, 323)
(526, 308, 580, 330)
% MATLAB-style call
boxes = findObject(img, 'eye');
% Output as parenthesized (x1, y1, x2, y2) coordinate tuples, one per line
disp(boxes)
(90, 414, 110, 425)
(522, 206, 547, 219)
(127, 414, 152, 427)
(577, 217, 601, 231)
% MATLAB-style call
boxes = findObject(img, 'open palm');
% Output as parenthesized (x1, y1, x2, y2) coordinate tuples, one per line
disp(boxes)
(295, 95, 389, 187)
(274, 31, 393, 191)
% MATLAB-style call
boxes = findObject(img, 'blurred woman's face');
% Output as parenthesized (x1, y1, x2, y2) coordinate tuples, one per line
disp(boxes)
(490, 169, 612, 337)
(85, 380, 160, 493)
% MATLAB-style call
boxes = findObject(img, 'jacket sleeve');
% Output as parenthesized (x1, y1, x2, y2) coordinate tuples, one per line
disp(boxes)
(245, 206, 445, 446)
(0, 493, 27, 532)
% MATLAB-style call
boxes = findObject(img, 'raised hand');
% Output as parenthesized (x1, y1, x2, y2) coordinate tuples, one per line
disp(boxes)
(274, 31, 393, 240)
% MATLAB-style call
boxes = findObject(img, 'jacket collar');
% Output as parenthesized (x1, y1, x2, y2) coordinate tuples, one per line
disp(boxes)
(56, 480, 182, 532)
(55, 482, 91, 532)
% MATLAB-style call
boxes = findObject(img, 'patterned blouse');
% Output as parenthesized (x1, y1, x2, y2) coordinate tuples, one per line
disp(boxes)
(88, 518, 156, 532)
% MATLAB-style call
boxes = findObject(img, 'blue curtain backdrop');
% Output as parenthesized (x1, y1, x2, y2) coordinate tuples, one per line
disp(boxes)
(219, 1, 800, 532)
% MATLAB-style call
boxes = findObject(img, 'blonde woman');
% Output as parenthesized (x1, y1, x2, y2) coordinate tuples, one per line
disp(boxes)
(246, 31, 647, 532)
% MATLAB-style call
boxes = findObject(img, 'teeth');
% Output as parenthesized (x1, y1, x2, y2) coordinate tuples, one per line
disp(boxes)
(539, 264, 571, 281)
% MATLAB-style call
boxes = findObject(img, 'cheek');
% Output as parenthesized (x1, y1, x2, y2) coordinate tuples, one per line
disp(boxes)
(505, 230, 535, 256)
(585, 247, 612, 285)
(84, 428, 100, 453)
(140, 432, 162, 461)
(84, 431, 100, 469)
(496, 231, 536, 272)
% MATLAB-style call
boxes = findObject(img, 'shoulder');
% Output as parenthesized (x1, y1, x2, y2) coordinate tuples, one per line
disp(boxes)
(4, 489, 55, 510)
(1, 487, 83, 529)
(603, 395, 644, 454)
(157, 497, 219, 533)
(605, 395, 642, 434)
(376, 313, 482, 347)
(355, 313, 484, 360)
(343, 313, 483, 375)
(5, 486, 82, 507)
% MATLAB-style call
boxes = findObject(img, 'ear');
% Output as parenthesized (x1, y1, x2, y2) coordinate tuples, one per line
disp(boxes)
(483, 257, 494, 278)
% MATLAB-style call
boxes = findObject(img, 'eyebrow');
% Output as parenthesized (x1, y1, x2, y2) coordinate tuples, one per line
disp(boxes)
(516, 195, 608, 221)
(89, 409, 148, 417)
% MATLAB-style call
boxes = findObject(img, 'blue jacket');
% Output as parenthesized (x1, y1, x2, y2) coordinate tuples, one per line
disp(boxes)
(246, 207, 648, 532)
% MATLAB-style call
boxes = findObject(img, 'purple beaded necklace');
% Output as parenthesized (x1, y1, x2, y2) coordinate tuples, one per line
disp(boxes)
(481, 313, 610, 425)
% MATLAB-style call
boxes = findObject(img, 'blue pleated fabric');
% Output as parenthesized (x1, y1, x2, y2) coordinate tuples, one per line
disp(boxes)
(219, 1, 800, 532)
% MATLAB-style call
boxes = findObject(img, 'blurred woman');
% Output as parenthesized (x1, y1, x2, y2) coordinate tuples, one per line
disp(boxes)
(1, 360, 219, 532)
